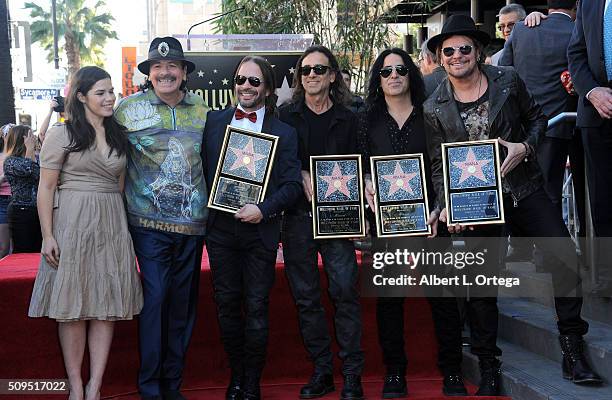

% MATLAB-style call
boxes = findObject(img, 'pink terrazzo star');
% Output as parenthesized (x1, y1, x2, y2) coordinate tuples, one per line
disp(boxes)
(452, 148, 491, 184)
(228, 138, 267, 177)
(320, 162, 355, 198)
(381, 162, 418, 196)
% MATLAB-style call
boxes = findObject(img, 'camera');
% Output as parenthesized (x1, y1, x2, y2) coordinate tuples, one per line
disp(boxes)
(53, 96, 65, 113)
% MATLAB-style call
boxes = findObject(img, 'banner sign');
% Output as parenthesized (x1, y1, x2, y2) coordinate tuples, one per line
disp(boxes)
(122, 47, 138, 97)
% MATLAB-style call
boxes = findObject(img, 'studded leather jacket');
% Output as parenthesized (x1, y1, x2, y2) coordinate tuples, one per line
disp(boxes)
(423, 64, 547, 209)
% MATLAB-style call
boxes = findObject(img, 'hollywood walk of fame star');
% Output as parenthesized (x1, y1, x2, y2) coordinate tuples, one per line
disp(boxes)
(228, 138, 267, 177)
(452, 148, 491, 184)
(320, 162, 355, 198)
(381, 162, 418, 196)
(197, 70, 204, 78)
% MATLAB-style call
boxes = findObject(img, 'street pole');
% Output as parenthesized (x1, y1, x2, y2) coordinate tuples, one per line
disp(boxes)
(51, 0, 59, 69)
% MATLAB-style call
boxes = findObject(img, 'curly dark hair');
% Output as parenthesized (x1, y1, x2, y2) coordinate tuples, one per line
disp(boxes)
(365, 48, 426, 115)
(291, 45, 351, 107)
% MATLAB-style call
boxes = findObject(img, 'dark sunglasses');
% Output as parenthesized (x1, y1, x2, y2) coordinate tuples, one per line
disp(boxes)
(300, 64, 330, 76)
(234, 75, 262, 87)
(442, 45, 474, 57)
(379, 65, 409, 78)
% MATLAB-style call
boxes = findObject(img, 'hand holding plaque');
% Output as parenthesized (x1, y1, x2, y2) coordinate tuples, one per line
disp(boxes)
(441, 139, 505, 225)
(310, 155, 366, 239)
(208, 126, 279, 213)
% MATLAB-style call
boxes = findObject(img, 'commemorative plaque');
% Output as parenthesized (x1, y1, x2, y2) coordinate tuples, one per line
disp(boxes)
(208, 125, 278, 213)
(370, 154, 431, 237)
(310, 155, 366, 239)
(441, 139, 505, 225)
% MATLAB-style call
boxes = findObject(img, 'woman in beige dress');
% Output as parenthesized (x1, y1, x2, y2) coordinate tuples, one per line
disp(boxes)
(28, 66, 143, 400)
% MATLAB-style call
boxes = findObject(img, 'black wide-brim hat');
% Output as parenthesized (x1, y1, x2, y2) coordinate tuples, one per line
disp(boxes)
(427, 15, 491, 53)
(138, 36, 195, 75)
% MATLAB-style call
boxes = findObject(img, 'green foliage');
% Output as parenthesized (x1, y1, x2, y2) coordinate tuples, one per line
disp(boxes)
(24, 0, 117, 77)
(212, 0, 395, 94)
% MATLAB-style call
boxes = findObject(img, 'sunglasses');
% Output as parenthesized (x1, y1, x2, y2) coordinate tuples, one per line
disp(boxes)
(300, 64, 330, 76)
(498, 22, 516, 32)
(442, 45, 474, 57)
(379, 65, 409, 78)
(234, 75, 262, 87)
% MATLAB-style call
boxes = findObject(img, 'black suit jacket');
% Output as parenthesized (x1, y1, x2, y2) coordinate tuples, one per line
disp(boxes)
(499, 12, 578, 138)
(202, 107, 302, 251)
(568, 0, 609, 127)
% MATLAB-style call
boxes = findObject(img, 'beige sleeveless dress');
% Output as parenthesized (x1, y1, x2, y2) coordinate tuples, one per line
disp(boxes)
(28, 125, 143, 321)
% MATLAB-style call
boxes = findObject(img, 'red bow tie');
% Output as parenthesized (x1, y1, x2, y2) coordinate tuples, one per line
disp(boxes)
(235, 109, 257, 123)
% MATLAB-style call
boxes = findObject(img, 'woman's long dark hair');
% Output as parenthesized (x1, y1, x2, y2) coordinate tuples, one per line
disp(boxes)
(65, 66, 128, 157)
(365, 48, 426, 116)
(291, 45, 352, 107)
(5, 125, 31, 158)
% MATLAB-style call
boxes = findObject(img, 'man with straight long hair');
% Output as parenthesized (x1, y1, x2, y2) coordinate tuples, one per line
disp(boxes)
(202, 55, 302, 400)
(279, 45, 365, 400)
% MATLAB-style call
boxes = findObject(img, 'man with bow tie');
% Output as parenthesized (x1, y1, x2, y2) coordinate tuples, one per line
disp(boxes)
(201, 55, 302, 400)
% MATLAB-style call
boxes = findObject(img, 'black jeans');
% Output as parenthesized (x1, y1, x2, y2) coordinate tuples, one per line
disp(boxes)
(582, 122, 612, 282)
(8, 204, 42, 253)
(282, 214, 364, 376)
(206, 216, 277, 379)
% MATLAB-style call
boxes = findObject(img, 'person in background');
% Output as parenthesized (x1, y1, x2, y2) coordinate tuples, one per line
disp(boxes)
(38, 98, 62, 143)
(420, 38, 447, 97)
(0, 124, 13, 257)
(28, 65, 143, 400)
(341, 68, 366, 114)
(490, 4, 526, 65)
(484, 38, 506, 65)
(3, 124, 41, 253)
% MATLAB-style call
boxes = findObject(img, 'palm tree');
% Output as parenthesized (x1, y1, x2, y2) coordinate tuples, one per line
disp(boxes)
(24, 0, 117, 78)
(0, 0, 15, 124)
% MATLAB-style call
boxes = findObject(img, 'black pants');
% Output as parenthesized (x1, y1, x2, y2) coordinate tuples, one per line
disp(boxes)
(130, 226, 204, 398)
(206, 215, 277, 379)
(282, 214, 364, 376)
(582, 122, 612, 282)
(8, 204, 42, 253)
(537, 133, 586, 238)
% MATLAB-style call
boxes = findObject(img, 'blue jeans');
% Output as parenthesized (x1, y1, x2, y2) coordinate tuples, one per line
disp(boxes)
(281, 214, 364, 376)
(129, 226, 204, 398)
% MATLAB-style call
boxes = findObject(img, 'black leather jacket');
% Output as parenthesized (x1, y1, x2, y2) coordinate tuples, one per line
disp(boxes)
(423, 65, 547, 208)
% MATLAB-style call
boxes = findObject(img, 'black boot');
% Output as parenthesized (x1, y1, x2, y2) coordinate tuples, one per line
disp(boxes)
(475, 359, 501, 396)
(225, 373, 243, 400)
(242, 375, 261, 400)
(299, 373, 335, 399)
(442, 374, 467, 396)
(341, 374, 364, 400)
(382, 372, 407, 398)
(559, 335, 603, 385)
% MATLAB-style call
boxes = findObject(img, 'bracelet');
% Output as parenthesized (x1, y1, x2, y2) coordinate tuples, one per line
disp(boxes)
(521, 142, 530, 162)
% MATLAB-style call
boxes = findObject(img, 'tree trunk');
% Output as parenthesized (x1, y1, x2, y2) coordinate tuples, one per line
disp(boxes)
(0, 0, 16, 124)
(64, 30, 80, 79)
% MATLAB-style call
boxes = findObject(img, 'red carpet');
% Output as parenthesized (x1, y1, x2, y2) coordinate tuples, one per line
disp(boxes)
(0, 251, 510, 399)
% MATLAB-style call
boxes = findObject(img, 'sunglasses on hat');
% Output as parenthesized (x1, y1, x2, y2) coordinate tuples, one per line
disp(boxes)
(235, 75, 262, 87)
(442, 45, 474, 57)
(300, 64, 330, 76)
(379, 65, 409, 78)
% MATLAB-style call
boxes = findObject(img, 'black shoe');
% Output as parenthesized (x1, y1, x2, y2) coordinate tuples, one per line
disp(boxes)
(382, 374, 407, 398)
(299, 373, 335, 399)
(475, 360, 501, 396)
(242, 375, 261, 400)
(559, 335, 603, 385)
(161, 391, 186, 400)
(341, 374, 364, 400)
(226, 374, 243, 400)
(442, 375, 467, 396)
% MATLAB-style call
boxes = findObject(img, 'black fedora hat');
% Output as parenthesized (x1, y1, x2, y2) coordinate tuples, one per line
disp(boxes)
(138, 36, 195, 75)
(427, 15, 490, 53)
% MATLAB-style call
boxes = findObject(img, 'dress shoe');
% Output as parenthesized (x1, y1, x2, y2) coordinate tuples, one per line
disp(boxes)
(559, 335, 603, 384)
(442, 374, 468, 396)
(299, 373, 335, 399)
(225, 374, 243, 400)
(162, 391, 186, 400)
(475, 360, 501, 396)
(382, 374, 407, 398)
(242, 376, 261, 400)
(340, 374, 364, 400)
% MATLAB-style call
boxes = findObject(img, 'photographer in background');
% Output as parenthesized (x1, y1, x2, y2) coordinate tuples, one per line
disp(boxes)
(37, 97, 64, 144)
